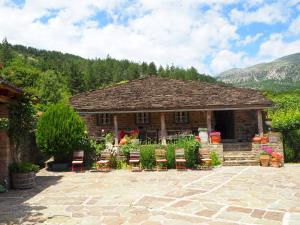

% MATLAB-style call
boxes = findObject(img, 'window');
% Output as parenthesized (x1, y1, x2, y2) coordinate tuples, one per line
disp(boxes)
(136, 112, 150, 124)
(175, 112, 189, 123)
(97, 113, 111, 125)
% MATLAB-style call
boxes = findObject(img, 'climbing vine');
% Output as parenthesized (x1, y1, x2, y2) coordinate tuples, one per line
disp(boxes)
(8, 96, 36, 162)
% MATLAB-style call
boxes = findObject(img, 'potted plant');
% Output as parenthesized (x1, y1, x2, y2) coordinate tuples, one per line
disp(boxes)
(271, 152, 283, 168)
(210, 131, 221, 144)
(9, 162, 39, 189)
(252, 134, 262, 144)
(130, 129, 140, 144)
(259, 146, 273, 167)
(261, 134, 269, 144)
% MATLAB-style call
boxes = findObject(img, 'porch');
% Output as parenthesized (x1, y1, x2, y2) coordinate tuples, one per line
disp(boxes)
(80, 109, 265, 146)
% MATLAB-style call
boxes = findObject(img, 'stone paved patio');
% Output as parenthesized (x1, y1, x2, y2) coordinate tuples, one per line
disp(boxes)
(1, 165, 300, 225)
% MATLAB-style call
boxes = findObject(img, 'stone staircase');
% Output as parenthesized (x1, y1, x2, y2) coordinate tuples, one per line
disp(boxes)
(223, 151, 260, 166)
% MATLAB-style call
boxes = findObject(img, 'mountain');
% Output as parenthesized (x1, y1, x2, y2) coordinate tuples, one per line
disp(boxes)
(217, 53, 300, 92)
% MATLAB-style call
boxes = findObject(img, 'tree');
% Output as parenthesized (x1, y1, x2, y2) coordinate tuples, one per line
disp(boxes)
(69, 61, 85, 94)
(148, 62, 157, 75)
(0, 38, 13, 66)
(36, 103, 86, 162)
(37, 70, 70, 104)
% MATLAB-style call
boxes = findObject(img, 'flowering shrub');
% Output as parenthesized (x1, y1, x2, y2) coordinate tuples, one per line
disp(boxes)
(261, 146, 273, 155)
(130, 129, 139, 139)
(0, 118, 9, 129)
(210, 131, 221, 136)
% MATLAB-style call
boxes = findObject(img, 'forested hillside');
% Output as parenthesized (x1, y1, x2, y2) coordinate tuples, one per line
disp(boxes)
(0, 38, 216, 104)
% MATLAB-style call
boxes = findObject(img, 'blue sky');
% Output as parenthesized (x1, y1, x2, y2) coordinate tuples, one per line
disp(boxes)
(1, 0, 300, 75)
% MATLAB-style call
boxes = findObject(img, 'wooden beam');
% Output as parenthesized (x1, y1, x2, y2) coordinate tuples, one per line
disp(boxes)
(113, 115, 118, 146)
(257, 110, 264, 136)
(160, 112, 167, 145)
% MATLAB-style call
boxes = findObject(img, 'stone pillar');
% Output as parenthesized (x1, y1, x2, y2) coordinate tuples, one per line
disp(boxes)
(160, 112, 167, 145)
(257, 110, 263, 136)
(113, 115, 118, 146)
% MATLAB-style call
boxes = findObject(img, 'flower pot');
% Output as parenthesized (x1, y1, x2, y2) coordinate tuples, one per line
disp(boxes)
(260, 155, 270, 167)
(271, 158, 281, 168)
(253, 136, 262, 144)
(261, 136, 269, 144)
(210, 135, 221, 144)
(11, 172, 36, 189)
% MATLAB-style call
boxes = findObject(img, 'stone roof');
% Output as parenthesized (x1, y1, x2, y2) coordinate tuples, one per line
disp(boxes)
(70, 76, 273, 112)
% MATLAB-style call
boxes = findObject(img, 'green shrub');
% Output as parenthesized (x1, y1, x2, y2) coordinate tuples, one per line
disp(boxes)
(175, 137, 200, 168)
(210, 151, 221, 166)
(166, 144, 175, 168)
(36, 103, 86, 163)
(140, 145, 156, 170)
(121, 142, 139, 161)
(9, 162, 39, 173)
(84, 139, 105, 167)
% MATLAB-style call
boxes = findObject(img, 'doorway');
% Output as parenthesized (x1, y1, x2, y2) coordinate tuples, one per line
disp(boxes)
(214, 111, 235, 140)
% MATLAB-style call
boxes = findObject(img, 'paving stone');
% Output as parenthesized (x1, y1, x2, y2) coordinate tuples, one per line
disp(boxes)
(251, 209, 266, 218)
(263, 211, 284, 221)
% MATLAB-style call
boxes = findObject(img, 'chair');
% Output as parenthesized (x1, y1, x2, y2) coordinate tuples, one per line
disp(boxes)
(72, 150, 84, 171)
(96, 150, 111, 172)
(199, 148, 212, 170)
(175, 148, 186, 170)
(129, 151, 141, 172)
(155, 149, 167, 171)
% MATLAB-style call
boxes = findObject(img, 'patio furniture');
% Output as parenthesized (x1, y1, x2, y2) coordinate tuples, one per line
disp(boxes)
(199, 148, 212, 170)
(96, 150, 111, 172)
(129, 151, 141, 172)
(72, 150, 84, 171)
(155, 149, 167, 171)
(175, 148, 186, 170)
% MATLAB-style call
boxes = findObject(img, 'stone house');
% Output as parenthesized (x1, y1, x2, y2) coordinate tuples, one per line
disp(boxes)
(0, 77, 23, 185)
(70, 76, 283, 165)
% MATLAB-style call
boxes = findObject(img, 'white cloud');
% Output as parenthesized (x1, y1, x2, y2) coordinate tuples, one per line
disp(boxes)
(288, 15, 300, 34)
(238, 33, 263, 46)
(230, 2, 289, 25)
(258, 34, 300, 59)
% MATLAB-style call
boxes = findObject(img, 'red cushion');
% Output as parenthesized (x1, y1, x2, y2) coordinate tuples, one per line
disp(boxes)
(129, 159, 140, 163)
(176, 159, 186, 162)
(156, 159, 167, 162)
(97, 160, 109, 164)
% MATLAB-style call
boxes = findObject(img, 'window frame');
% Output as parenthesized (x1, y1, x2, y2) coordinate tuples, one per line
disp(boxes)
(97, 113, 111, 125)
(136, 112, 150, 124)
(174, 111, 189, 124)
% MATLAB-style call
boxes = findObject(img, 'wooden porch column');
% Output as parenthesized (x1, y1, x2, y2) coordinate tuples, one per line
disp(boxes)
(257, 109, 264, 136)
(113, 115, 118, 145)
(206, 111, 212, 135)
(160, 112, 167, 145)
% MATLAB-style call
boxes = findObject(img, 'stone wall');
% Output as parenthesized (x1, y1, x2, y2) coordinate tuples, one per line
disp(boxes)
(234, 110, 258, 141)
(0, 103, 11, 185)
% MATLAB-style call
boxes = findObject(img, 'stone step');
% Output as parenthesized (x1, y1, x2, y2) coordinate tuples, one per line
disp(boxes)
(223, 160, 260, 166)
(224, 156, 258, 161)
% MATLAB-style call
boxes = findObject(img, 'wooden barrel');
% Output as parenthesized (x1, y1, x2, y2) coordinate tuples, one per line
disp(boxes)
(11, 172, 36, 189)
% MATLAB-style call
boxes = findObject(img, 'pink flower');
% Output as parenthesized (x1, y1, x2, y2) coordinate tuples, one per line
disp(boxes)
(262, 146, 273, 155)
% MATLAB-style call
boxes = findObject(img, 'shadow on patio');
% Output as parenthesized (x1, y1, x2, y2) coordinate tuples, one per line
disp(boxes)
(0, 175, 63, 224)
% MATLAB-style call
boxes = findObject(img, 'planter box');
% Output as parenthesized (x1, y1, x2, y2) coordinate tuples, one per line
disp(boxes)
(11, 172, 36, 189)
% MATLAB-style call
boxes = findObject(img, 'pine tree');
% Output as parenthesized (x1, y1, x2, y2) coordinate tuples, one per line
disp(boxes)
(0, 38, 13, 66)
(148, 62, 157, 75)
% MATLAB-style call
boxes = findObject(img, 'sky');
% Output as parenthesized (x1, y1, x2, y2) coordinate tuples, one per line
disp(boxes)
(1, 0, 300, 75)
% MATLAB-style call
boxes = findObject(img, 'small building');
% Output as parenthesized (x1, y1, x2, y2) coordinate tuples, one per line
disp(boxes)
(70, 76, 272, 142)
(0, 77, 23, 184)
(70, 76, 283, 165)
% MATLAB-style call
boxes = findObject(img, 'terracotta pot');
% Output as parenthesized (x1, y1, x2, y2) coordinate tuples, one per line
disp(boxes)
(260, 155, 270, 167)
(210, 135, 221, 144)
(271, 158, 281, 168)
(119, 138, 128, 145)
(253, 136, 262, 144)
(261, 136, 269, 144)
